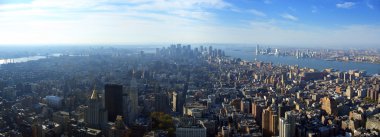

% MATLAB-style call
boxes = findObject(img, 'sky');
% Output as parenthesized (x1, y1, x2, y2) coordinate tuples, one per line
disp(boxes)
(0, 0, 379, 47)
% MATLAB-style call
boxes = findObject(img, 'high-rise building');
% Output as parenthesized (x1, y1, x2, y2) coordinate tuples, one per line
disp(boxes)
(346, 85, 354, 99)
(321, 96, 337, 115)
(256, 45, 260, 55)
(279, 117, 291, 137)
(208, 46, 213, 56)
(105, 84, 123, 122)
(262, 106, 278, 137)
(123, 76, 138, 125)
(172, 91, 184, 113)
(172, 91, 178, 112)
(85, 89, 107, 129)
(252, 100, 265, 124)
(270, 113, 279, 136)
(283, 111, 297, 137)
(154, 92, 169, 113)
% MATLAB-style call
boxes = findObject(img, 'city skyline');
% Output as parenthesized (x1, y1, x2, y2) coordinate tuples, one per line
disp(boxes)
(0, 0, 380, 47)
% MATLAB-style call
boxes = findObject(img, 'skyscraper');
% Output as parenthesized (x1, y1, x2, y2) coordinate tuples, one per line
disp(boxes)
(154, 92, 169, 113)
(172, 90, 184, 113)
(123, 75, 138, 125)
(209, 46, 213, 56)
(262, 106, 278, 137)
(85, 88, 107, 129)
(279, 117, 291, 137)
(321, 96, 337, 115)
(346, 85, 354, 99)
(279, 111, 298, 137)
(256, 44, 260, 55)
(252, 99, 265, 124)
(105, 84, 123, 122)
(284, 111, 297, 137)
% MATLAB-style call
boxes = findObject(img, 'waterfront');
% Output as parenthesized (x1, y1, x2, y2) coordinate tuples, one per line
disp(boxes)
(224, 49, 380, 75)
(2, 46, 380, 75)
(0, 56, 46, 65)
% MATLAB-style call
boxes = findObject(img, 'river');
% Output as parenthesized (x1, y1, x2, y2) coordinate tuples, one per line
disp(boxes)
(224, 49, 380, 75)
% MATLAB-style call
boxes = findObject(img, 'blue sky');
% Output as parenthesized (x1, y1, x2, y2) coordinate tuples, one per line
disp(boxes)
(0, 0, 379, 47)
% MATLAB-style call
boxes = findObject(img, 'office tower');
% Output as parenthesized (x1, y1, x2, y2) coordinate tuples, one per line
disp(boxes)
(321, 96, 337, 115)
(279, 117, 291, 137)
(108, 115, 131, 137)
(279, 111, 297, 137)
(154, 92, 169, 113)
(124, 76, 138, 125)
(262, 107, 271, 137)
(284, 111, 297, 137)
(256, 44, 259, 55)
(270, 113, 279, 136)
(85, 89, 107, 129)
(346, 85, 354, 99)
(252, 100, 264, 124)
(275, 48, 279, 56)
(262, 106, 278, 137)
(172, 91, 178, 112)
(105, 84, 123, 122)
(172, 90, 184, 113)
(209, 46, 213, 56)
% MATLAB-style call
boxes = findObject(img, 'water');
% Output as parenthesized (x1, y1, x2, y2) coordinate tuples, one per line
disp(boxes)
(0, 56, 46, 65)
(224, 49, 380, 75)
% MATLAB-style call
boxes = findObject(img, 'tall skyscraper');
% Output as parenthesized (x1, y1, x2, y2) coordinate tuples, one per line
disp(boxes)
(85, 88, 107, 129)
(252, 100, 265, 124)
(321, 96, 337, 115)
(279, 111, 298, 137)
(208, 46, 213, 56)
(123, 75, 138, 125)
(262, 106, 278, 137)
(256, 44, 260, 55)
(279, 117, 291, 137)
(172, 90, 184, 113)
(154, 92, 169, 113)
(346, 85, 354, 99)
(172, 91, 178, 112)
(105, 84, 123, 122)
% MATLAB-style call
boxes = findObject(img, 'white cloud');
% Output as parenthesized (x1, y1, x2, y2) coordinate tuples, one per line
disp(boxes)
(336, 2, 356, 9)
(248, 9, 266, 17)
(0, 0, 379, 47)
(0, 0, 233, 44)
(281, 13, 298, 21)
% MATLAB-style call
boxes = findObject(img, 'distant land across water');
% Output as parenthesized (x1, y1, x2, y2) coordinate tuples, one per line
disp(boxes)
(138, 45, 380, 75)
(223, 48, 380, 75)
(0, 45, 379, 75)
